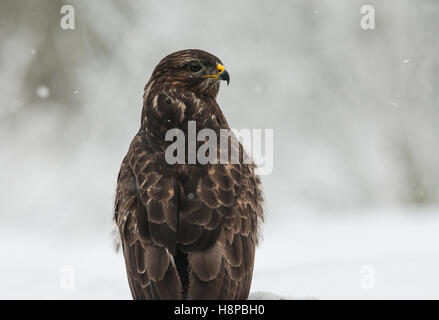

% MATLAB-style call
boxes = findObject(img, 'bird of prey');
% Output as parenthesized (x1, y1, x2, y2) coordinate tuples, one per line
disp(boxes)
(114, 49, 263, 300)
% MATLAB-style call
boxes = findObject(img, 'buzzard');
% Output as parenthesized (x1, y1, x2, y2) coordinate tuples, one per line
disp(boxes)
(114, 49, 263, 300)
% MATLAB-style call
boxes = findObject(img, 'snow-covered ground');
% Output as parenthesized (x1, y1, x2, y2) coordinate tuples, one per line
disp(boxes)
(254, 208, 439, 299)
(1, 207, 438, 299)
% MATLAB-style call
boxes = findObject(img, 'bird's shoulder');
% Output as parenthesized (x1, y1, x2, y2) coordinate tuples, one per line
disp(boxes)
(143, 87, 227, 132)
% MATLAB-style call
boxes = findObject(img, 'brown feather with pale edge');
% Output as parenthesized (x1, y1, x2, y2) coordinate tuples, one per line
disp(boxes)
(114, 49, 263, 300)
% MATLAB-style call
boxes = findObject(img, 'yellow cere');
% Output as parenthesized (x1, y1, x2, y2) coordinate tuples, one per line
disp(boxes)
(217, 64, 225, 74)
(202, 64, 225, 79)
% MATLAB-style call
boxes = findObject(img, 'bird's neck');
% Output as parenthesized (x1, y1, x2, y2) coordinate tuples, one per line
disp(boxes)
(139, 86, 228, 148)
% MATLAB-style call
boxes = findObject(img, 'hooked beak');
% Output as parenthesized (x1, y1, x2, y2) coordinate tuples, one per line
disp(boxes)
(217, 63, 230, 86)
(203, 63, 230, 86)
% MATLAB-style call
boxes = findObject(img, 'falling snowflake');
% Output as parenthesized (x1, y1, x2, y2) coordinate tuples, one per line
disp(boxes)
(36, 86, 50, 99)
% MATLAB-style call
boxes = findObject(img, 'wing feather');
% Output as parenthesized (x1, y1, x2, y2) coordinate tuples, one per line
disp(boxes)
(115, 89, 263, 300)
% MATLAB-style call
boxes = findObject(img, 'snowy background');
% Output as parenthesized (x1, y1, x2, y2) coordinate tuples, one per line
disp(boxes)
(1, 0, 438, 299)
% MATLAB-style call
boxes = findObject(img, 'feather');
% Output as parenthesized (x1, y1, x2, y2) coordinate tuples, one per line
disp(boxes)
(204, 210, 222, 230)
(146, 199, 166, 224)
(199, 175, 216, 190)
(178, 226, 221, 253)
(145, 245, 171, 281)
(135, 198, 151, 241)
(188, 242, 222, 281)
(147, 176, 174, 201)
(225, 262, 245, 282)
(181, 204, 212, 226)
(188, 259, 225, 299)
(153, 264, 182, 300)
(197, 187, 221, 208)
(216, 188, 235, 206)
(210, 169, 234, 191)
(149, 222, 176, 255)
(134, 241, 147, 274)
(224, 234, 243, 267)
(177, 222, 203, 245)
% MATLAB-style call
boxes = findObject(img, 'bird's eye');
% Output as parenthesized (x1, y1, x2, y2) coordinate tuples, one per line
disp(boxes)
(188, 63, 202, 73)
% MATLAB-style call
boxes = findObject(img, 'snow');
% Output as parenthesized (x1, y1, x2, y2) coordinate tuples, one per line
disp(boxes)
(248, 292, 291, 300)
(1, 207, 438, 299)
(36, 85, 50, 99)
(253, 209, 439, 299)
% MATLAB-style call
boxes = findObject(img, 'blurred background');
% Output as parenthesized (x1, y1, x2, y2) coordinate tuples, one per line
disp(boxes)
(1, 0, 438, 299)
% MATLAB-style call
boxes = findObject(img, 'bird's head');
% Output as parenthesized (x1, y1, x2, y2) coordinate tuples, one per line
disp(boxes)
(148, 49, 230, 99)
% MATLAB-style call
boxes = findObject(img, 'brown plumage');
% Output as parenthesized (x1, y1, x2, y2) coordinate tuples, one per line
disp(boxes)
(114, 49, 263, 300)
